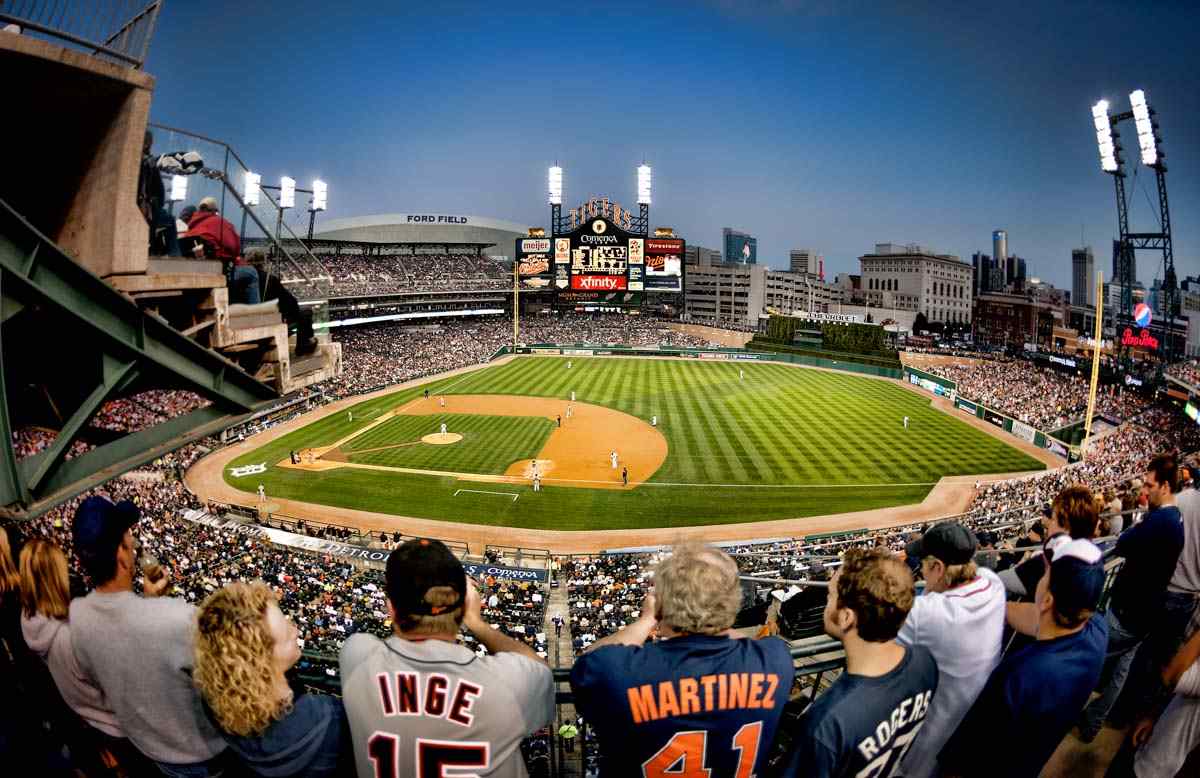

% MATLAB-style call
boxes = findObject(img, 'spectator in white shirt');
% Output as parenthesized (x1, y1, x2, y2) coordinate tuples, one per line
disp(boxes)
(898, 521, 1007, 778)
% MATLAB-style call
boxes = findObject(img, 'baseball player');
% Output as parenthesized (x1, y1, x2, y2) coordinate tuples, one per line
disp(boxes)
(739, 368, 744, 381)
(424, 388, 430, 400)
(610, 451, 618, 469)
(533, 474, 541, 492)
(571, 544, 794, 777)
(340, 539, 554, 778)
(257, 484, 265, 501)
(567, 360, 572, 369)
(439, 396, 446, 408)
(651, 415, 657, 427)
(571, 391, 576, 402)
(347, 411, 353, 422)
(440, 422, 448, 436)
(903, 415, 910, 429)
(557, 414, 562, 428)
(566, 405, 573, 419)
(622, 466, 628, 486)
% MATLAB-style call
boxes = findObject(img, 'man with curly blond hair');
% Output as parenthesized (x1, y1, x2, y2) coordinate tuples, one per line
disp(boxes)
(193, 581, 350, 776)
(781, 547, 938, 778)
(339, 538, 553, 778)
(570, 543, 794, 777)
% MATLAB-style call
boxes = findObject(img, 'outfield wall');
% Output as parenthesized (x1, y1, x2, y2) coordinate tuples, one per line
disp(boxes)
(495, 344, 903, 379)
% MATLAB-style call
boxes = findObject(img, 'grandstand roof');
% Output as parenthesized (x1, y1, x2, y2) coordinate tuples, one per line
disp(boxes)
(313, 213, 529, 251)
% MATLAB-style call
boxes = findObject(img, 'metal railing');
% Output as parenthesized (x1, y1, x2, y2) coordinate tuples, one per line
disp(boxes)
(0, 0, 163, 67)
(146, 122, 332, 298)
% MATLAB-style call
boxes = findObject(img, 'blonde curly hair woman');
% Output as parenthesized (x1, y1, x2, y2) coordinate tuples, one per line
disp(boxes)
(194, 581, 348, 777)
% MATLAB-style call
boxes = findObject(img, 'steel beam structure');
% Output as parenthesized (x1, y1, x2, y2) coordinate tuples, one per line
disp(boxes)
(0, 198, 279, 519)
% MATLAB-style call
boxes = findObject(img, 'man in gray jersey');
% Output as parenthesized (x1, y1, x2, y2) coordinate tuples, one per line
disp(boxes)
(340, 538, 554, 778)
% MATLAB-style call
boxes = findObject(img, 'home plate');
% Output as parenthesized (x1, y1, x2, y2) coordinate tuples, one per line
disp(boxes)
(422, 433, 463, 445)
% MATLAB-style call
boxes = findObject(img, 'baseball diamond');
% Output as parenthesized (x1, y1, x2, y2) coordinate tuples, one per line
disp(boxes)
(195, 356, 1047, 532)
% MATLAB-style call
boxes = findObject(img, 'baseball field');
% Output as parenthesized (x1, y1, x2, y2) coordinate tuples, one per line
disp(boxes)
(211, 356, 1047, 532)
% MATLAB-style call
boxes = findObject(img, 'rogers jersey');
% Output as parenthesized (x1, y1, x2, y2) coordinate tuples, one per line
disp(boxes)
(339, 634, 554, 778)
(570, 635, 795, 778)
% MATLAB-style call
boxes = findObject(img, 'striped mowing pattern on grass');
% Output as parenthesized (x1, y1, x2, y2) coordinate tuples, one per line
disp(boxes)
(223, 357, 1045, 530)
(342, 414, 553, 475)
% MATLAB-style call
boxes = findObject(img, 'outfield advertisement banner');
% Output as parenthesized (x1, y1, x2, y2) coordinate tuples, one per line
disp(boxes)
(562, 349, 593, 356)
(1045, 438, 1069, 457)
(986, 412, 1006, 428)
(462, 563, 548, 583)
(1010, 420, 1036, 443)
(957, 399, 977, 415)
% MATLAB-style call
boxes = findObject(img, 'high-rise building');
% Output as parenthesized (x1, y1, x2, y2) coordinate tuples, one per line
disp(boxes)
(684, 245, 722, 267)
(1112, 239, 1137, 287)
(1072, 247, 1095, 307)
(722, 228, 757, 265)
(993, 230, 1008, 278)
(972, 252, 993, 295)
(789, 248, 820, 276)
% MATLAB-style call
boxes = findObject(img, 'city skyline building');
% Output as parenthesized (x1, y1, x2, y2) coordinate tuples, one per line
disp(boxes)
(1072, 247, 1095, 307)
(722, 227, 757, 265)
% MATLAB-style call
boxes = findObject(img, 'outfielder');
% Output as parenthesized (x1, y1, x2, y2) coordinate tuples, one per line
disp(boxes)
(567, 360, 572, 369)
(571, 544, 794, 777)
(347, 411, 353, 422)
(739, 368, 744, 381)
(903, 415, 910, 429)
(340, 539, 553, 778)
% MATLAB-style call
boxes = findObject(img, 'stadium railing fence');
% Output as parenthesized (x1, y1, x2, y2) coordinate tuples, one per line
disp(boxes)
(0, 0, 163, 67)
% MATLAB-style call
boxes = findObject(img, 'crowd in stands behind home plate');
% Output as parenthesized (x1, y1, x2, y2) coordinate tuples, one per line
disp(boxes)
(928, 358, 1149, 430)
(288, 252, 510, 298)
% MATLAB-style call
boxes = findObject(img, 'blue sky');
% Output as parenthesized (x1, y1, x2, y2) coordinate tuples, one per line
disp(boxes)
(146, 0, 1198, 290)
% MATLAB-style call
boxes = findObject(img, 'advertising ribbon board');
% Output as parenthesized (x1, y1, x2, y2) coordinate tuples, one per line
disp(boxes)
(1010, 420, 1036, 443)
(462, 563, 548, 583)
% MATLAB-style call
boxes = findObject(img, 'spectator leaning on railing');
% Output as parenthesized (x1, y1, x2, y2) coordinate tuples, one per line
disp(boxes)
(780, 548, 938, 778)
(940, 537, 1108, 778)
(570, 543, 794, 778)
(895, 521, 1007, 778)
(339, 538, 554, 778)
(193, 581, 351, 777)
(68, 496, 231, 777)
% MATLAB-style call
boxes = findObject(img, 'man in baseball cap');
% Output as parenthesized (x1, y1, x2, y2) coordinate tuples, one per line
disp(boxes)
(896, 522, 1007, 777)
(940, 537, 1108, 777)
(69, 496, 230, 774)
(339, 538, 553, 778)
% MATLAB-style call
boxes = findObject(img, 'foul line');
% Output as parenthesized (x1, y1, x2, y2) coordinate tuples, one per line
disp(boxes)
(454, 489, 520, 502)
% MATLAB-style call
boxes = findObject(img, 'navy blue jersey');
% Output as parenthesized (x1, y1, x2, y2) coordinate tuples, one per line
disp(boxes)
(571, 635, 795, 778)
(939, 613, 1107, 777)
(782, 643, 938, 778)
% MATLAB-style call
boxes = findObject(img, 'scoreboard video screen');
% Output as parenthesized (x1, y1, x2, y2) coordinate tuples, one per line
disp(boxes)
(516, 216, 683, 304)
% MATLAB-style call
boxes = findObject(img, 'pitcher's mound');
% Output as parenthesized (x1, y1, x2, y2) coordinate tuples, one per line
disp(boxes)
(422, 432, 463, 445)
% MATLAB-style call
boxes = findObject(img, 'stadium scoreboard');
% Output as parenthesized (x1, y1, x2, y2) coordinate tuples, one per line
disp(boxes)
(515, 215, 684, 307)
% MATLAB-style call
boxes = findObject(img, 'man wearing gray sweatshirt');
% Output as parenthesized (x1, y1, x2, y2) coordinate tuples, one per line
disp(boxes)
(69, 496, 229, 776)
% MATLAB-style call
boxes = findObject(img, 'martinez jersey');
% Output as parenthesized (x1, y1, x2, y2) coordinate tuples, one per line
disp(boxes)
(340, 634, 554, 778)
(782, 643, 938, 778)
(570, 634, 795, 777)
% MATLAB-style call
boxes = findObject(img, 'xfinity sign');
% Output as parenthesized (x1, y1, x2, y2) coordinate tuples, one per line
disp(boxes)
(406, 215, 469, 224)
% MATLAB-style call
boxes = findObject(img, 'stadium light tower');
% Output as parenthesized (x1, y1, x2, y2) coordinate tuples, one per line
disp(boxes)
(279, 176, 296, 209)
(307, 179, 327, 241)
(637, 164, 652, 205)
(1089, 89, 1177, 363)
(548, 165, 564, 235)
(243, 171, 261, 206)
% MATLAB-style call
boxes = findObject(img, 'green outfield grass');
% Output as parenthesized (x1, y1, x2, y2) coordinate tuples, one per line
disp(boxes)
(340, 413, 553, 474)
(222, 357, 1045, 530)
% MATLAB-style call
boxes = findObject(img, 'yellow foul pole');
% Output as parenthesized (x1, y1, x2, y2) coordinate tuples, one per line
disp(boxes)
(1080, 271, 1104, 462)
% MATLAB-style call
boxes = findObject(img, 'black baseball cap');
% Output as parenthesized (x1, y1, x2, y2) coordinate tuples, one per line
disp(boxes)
(385, 538, 466, 617)
(905, 521, 977, 565)
(73, 496, 140, 580)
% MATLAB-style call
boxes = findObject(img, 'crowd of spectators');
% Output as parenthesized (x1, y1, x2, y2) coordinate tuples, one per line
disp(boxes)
(928, 358, 1149, 430)
(1167, 357, 1200, 389)
(286, 252, 511, 299)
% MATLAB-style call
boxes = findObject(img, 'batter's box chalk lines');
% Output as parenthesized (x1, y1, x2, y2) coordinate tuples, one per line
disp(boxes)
(454, 489, 520, 502)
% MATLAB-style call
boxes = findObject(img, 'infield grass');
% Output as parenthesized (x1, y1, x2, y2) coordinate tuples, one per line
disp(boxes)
(223, 357, 1045, 530)
(340, 414, 553, 474)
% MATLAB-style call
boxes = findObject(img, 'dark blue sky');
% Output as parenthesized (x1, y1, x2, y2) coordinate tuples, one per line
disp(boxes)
(146, 0, 1199, 289)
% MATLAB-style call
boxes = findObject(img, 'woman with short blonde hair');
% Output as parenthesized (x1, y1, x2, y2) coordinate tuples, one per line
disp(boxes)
(194, 581, 348, 777)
